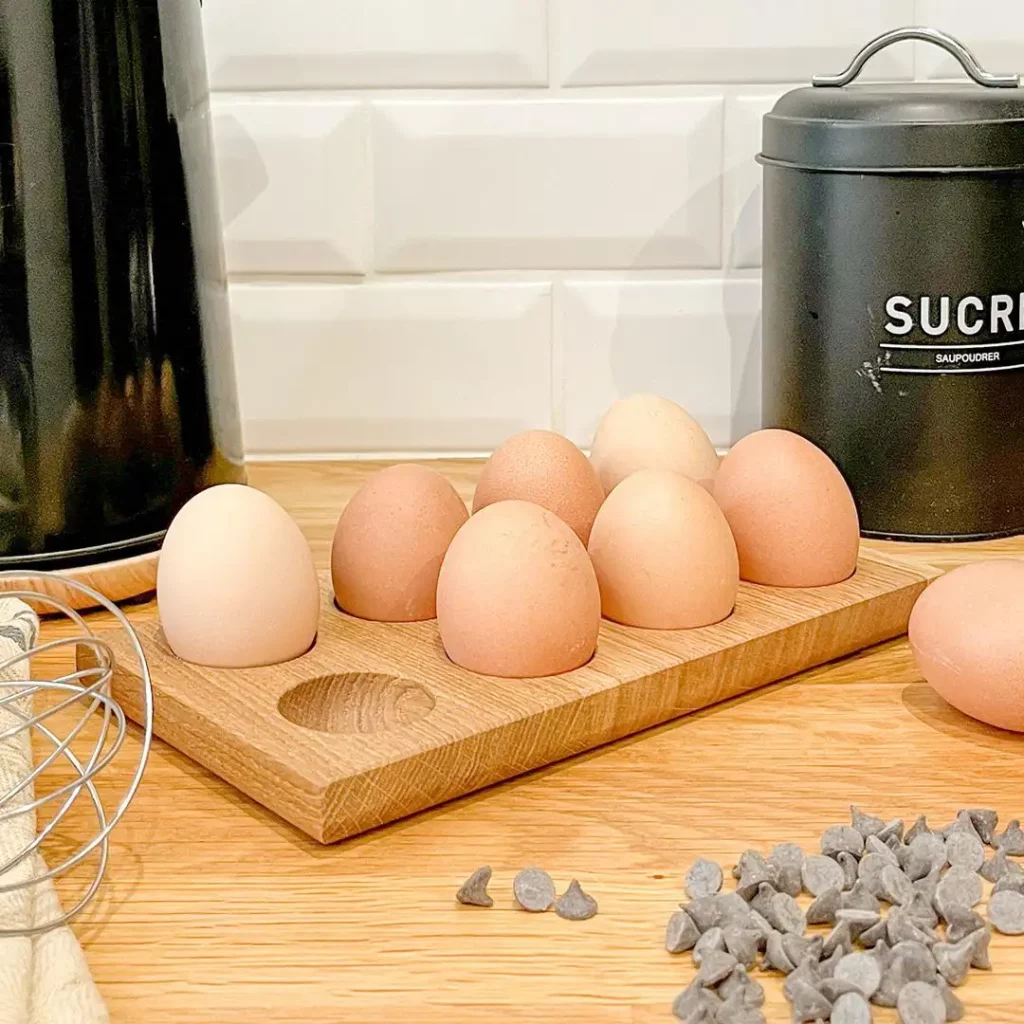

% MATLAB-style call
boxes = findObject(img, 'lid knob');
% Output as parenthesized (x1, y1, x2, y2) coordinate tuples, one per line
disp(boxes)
(812, 26, 1019, 89)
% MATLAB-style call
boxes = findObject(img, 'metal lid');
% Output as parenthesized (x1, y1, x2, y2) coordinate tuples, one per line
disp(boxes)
(759, 28, 1024, 172)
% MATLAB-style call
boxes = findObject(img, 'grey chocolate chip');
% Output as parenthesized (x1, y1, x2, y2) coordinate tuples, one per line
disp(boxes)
(857, 853, 889, 896)
(696, 949, 738, 986)
(782, 934, 822, 970)
(909, 833, 947, 874)
(773, 863, 804, 898)
(888, 941, 938, 988)
(901, 890, 939, 930)
(716, 999, 766, 1024)
(749, 882, 777, 921)
(803, 855, 846, 897)
(996, 818, 1024, 855)
(851, 806, 886, 838)
(966, 808, 999, 846)
(988, 888, 1024, 934)
(944, 831, 985, 873)
(733, 850, 769, 880)
(763, 930, 796, 974)
(945, 810, 984, 844)
(944, 905, 985, 944)
(787, 979, 833, 1023)
(879, 863, 914, 906)
(768, 892, 806, 935)
(913, 867, 942, 905)
(896, 981, 946, 1024)
(747, 909, 773, 947)
(830, 991, 872, 1024)
(686, 858, 724, 899)
(685, 895, 722, 932)
(823, 920, 854, 958)
(935, 867, 983, 918)
(513, 867, 555, 912)
(835, 909, 881, 940)
(555, 879, 597, 920)
(936, 976, 965, 1022)
(817, 977, 860, 1001)
(782, 957, 821, 1002)
(822, 825, 865, 858)
(932, 935, 974, 986)
(834, 951, 881, 998)
(693, 926, 725, 964)
(877, 818, 905, 844)
(886, 906, 938, 947)
(837, 851, 859, 891)
(736, 862, 773, 901)
(980, 846, 1018, 882)
(666, 910, 702, 953)
(717, 891, 754, 927)
(865, 834, 900, 866)
(807, 886, 842, 926)
(456, 866, 493, 907)
(818, 945, 844, 980)
(672, 978, 721, 1022)
(723, 925, 761, 967)
(992, 873, 1024, 896)
(904, 816, 932, 845)
(968, 926, 992, 970)
(770, 842, 805, 870)
(719, 964, 764, 1006)
(843, 880, 881, 914)
(858, 918, 889, 949)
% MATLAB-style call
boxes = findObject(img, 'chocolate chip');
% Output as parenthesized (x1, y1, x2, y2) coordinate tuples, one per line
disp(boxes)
(822, 826, 865, 858)
(968, 927, 992, 970)
(555, 879, 598, 921)
(842, 880, 881, 914)
(823, 920, 854, 958)
(896, 981, 946, 1024)
(770, 842, 805, 871)
(933, 935, 974, 986)
(763, 930, 796, 974)
(686, 858, 724, 899)
(696, 949, 738, 986)
(944, 905, 985, 944)
(513, 867, 555, 912)
(747, 908, 773, 948)
(945, 810, 984, 844)
(715, 997, 766, 1024)
(782, 934, 823, 970)
(879, 863, 914, 906)
(857, 853, 889, 896)
(913, 867, 942, 905)
(996, 818, 1024, 855)
(816, 977, 860, 1001)
(723, 925, 761, 968)
(887, 940, 938, 988)
(837, 851, 859, 891)
(877, 818, 905, 844)
(908, 833, 947, 875)
(966, 808, 999, 846)
(719, 964, 765, 1007)
(980, 847, 1016, 882)
(835, 909, 881, 940)
(886, 906, 938, 947)
(936, 976, 965, 1022)
(807, 886, 842, 926)
(992, 873, 1024, 896)
(773, 863, 804, 899)
(851, 806, 886, 838)
(945, 832, 985, 873)
(672, 978, 721, 1022)
(733, 850, 769, 880)
(834, 951, 881, 998)
(749, 882, 777, 921)
(456, 866, 493, 907)
(768, 892, 806, 935)
(803, 855, 846, 897)
(830, 991, 872, 1024)
(901, 889, 939, 930)
(685, 895, 722, 932)
(787, 979, 833, 1022)
(717, 891, 755, 927)
(988, 888, 1024, 934)
(904, 815, 932, 844)
(666, 910, 702, 953)
(693, 926, 725, 964)
(818, 945, 844, 980)
(936, 867, 983, 919)
(865, 834, 900, 866)
(783, 957, 821, 1002)
(858, 918, 889, 949)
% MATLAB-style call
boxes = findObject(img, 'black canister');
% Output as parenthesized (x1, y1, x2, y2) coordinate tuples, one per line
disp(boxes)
(759, 27, 1024, 541)
(0, 0, 244, 568)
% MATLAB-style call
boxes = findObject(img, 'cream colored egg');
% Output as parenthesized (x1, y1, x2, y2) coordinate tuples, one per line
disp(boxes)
(588, 470, 738, 629)
(713, 429, 859, 588)
(436, 500, 600, 678)
(589, 394, 719, 495)
(157, 484, 319, 667)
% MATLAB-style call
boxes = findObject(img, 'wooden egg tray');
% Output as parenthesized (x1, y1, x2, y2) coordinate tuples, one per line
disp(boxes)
(88, 551, 938, 844)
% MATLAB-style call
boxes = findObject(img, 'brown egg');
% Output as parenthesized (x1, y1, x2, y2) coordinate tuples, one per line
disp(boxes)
(909, 560, 1024, 732)
(589, 393, 719, 495)
(332, 464, 468, 622)
(436, 500, 600, 677)
(158, 484, 319, 667)
(713, 429, 859, 587)
(472, 429, 604, 544)
(588, 470, 738, 629)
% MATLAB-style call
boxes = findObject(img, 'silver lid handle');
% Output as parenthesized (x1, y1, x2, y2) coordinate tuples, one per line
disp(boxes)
(812, 27, 1019, 89)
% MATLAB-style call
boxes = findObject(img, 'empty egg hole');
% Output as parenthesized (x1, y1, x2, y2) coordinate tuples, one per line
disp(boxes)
(277, 673, 435, 735)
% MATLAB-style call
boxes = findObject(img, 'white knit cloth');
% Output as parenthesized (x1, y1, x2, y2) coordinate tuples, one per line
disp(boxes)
(0, 598, 108, 1024)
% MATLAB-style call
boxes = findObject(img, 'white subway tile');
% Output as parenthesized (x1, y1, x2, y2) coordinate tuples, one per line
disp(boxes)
(373, 98, 724, 272)
(211, 98, 369, 275)
(560, 280, 761, 449)
(202, 0, 547, 90)
(554, 0, 914, 85)
(725, 94, 786, 270)
(915, 3, 1024, 80)
(230, 283, 552, 452)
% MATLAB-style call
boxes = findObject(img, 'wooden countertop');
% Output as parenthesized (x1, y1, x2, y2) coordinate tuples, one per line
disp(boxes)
(41, 461, 1024, 1022)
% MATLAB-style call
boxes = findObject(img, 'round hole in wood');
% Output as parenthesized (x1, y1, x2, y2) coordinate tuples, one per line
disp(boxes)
(277, 673, 435, 735)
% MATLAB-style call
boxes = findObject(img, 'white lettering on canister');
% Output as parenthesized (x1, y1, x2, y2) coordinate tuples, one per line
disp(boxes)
(956, 296, 984, 335)
(992, 294, 1015, 334)
(884, 292, 1024, 337)
(884, 296, 914, 336)
(921, 296, 950, 337)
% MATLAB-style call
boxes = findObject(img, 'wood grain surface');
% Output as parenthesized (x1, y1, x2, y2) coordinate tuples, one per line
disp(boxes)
(28, 460, 1024, 1023)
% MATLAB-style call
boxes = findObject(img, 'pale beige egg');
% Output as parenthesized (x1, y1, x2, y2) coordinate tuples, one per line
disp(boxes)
(472, 429, 604, 544)
(589, 394, 719, 496)
(909, 560, 1024, 732)
(713, 429, 859, 588)
(331, 463, 468, 622)
(157, 484, 319, 668)
(588, 470, 738, 629)
(436, 500, 601, 678)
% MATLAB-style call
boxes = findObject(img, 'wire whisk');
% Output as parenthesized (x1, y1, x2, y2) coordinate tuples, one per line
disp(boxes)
(0, 571, 152, 937)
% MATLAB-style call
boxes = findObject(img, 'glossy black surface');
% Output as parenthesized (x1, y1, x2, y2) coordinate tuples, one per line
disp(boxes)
(0, 0, 243, 567)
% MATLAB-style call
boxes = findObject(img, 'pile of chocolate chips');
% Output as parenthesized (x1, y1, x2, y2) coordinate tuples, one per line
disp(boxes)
(668, 808, 1024, 1023)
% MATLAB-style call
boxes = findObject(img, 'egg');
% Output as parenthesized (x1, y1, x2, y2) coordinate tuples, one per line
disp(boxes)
(713, 429, 859, 587)
(909, 560, 1024, 732)
(158, 484, 319, 667)
(472, 429, 604, 544)
(588, 470, 738, 629)
(436, 500, 600, 677)
(589, 393, 719, 496)
(332, 464, 468, 622)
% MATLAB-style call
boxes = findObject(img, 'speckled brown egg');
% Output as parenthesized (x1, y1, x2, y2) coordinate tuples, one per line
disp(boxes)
(158, 484, 319, 668)
(472, 429, 604, 544)
(332, 464, 468, 622)
(713, 429, 859, 588)
(589, 393, 719, 496)
(588, 470, 738, 629)
(909, 560, 1024, 732)
(436, 500, 601, 678)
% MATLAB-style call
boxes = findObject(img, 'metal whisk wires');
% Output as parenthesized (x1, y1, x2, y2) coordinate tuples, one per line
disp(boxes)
(0, 571, 153, 937)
